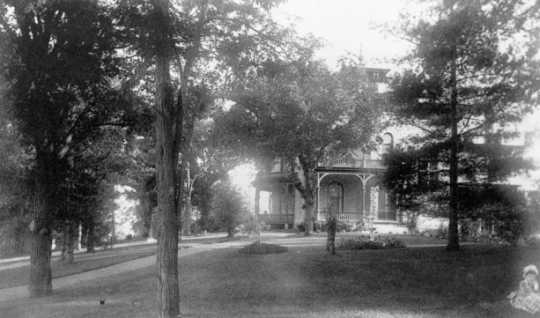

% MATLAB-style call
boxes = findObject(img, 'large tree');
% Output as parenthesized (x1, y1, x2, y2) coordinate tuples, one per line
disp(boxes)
(0, 0, 127, 296)
(219, 53, 382, 235)
(116, 0, 286, 316)
(389, 0, 540, 250)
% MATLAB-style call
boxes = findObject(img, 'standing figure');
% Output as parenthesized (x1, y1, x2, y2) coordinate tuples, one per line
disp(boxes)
(509, 264, 540, 314)
(326, 215, 337, 255)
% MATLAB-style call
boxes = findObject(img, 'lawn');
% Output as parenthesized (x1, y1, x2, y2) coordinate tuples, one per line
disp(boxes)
(0, 241, 539, 318)
(0, 245, 156, 289)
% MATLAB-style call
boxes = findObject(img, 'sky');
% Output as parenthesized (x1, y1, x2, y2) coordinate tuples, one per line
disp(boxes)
(229, 0, 540, 200)
(231, 1, 414, 200)
(271, 0, 412, 68)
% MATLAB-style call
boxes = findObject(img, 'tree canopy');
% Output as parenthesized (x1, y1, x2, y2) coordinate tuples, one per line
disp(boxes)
(0, 0, 130, 296)
(217, 50, 383, 234)
(386, 0, 540, 249)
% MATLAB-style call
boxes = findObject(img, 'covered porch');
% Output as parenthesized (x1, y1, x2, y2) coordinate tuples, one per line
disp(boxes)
(315, 169, 397, 224)
(253, 173, 296, 229)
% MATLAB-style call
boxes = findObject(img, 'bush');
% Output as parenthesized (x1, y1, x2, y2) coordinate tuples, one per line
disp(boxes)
(210, 181, 249, 238)
(383, 237, 407, 248)
(420, 225, 447, 239)
(239, 242, 288, 254)
(242, 214, 261, 235)
(337, 236, 407, 250)
(315, 220, 364, 232)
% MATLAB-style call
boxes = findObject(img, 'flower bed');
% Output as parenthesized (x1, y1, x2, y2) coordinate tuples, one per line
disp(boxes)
(337, 236, 407, 250)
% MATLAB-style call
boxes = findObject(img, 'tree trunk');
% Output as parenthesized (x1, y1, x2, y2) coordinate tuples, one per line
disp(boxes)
(86, 220, 95, 253)
(155, 77, 181, 317)
(65, 221, 75, 264)
(29, 226, 52, 297)
(61, 226, 68, 261)
(199, 199, 210, 232)
(182, 163, 192, 236)
(447, 47, 460, 251)
(77, 223, 82, 251)
(140, 176, 154, 239)
(297, 155, 317, 236)
(81, 222, 88, 249)
(304, 200, 314, 235)
(29, 191, 53, 297)
(155, 69, 180, 318)
(183, 199, 193, 236)
(153, 0, 180, 316)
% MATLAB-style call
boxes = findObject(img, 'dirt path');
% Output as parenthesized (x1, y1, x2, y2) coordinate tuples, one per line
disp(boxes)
(0, 240, 248, 302)
(0, 233, 464, 303)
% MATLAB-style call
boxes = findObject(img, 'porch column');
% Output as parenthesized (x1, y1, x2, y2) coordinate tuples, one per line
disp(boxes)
(361, 183, 366, 216)
(316, 172, 319, 221)
(254, 188, 260, 215)
(358, 174, 373, 218)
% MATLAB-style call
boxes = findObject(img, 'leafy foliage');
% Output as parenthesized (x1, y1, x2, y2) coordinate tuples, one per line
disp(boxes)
(386, 0, 540, 249)
(0, 118, 33, 257)
(0, 0, 130, 294)
(217, 51, 382, 234)
(210, 180, 248, 238)
(337, 236, 407, 250)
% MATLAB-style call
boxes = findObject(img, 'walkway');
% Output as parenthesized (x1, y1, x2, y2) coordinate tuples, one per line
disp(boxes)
(0, 240, 156, 270)
(0, 239, 249, 302)
(0, 232, 231, 271)
(0, 232, 472, 303)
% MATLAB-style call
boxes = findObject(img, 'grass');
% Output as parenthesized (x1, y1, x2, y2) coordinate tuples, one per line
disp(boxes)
(0, 241, 539, 317)
(0, 245, 156, 289)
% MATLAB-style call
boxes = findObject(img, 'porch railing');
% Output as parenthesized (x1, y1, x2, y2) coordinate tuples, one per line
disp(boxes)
(318, 209, 363, 222)
(320, 158, 386, 169)
(318, 209, 397, 223)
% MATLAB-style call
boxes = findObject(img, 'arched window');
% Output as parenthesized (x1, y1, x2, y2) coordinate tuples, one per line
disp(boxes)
(381, 132, 394, 154)
(327, 182, 344, 216)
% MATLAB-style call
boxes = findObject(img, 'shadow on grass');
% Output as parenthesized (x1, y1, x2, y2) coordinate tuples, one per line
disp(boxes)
(238, 242, 288, 255)
(2, 245, 540, 318)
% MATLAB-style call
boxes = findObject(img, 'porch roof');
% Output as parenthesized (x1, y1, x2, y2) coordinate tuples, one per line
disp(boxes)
(315, 166, 386, 174)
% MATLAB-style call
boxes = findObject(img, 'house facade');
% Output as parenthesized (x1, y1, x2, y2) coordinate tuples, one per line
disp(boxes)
(252, 130, 408, 234)
(251, 67, 410, 233)
(251, 65, 536, 235)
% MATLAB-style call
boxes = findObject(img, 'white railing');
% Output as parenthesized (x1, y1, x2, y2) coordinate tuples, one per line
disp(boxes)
(319, 209, 362, 222)
(319, 209, 397, 223)
(320, 158, 386, 169)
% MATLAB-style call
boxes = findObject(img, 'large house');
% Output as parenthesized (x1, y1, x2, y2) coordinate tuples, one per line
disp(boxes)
(251, 66, 536, 235)
(252, 68, 409, 234)
(253, 132, 408, 234)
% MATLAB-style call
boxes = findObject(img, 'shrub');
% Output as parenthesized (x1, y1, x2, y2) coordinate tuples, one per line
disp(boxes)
(211, 181, 249, 238)
(337, 236, 407, 250)
(383, 237, 407, 248)
(315, 220, 364, 232)
(239, 242, 288, 254)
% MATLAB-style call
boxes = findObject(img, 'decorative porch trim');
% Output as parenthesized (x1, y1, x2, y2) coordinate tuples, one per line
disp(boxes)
(316, 171, 376, 220)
